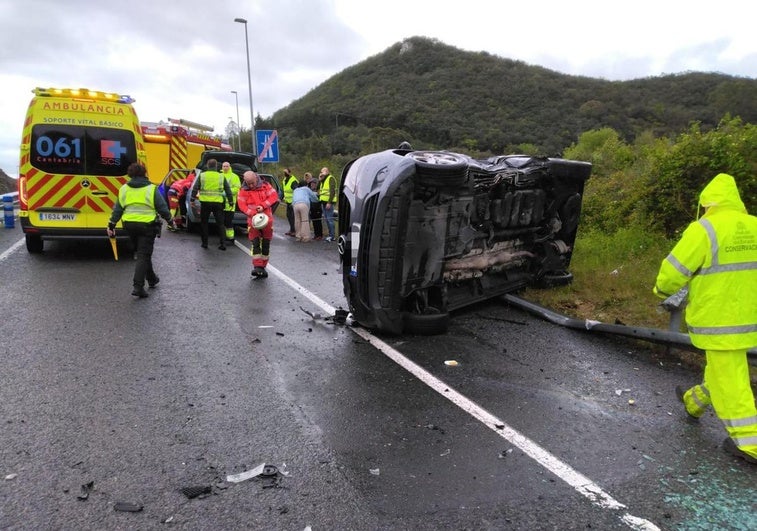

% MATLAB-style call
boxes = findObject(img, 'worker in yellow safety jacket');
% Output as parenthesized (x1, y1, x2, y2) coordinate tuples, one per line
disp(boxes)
(221, 162, 242, 242)
(191, 158, 233, 250)
(107, 162, 175, 298)
(654, 173, 757, 465)
(318, 167, 337, 241)
(282, 167, 299, 236)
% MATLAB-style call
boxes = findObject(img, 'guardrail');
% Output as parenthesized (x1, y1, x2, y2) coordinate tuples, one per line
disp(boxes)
(2, 191, 19, 228)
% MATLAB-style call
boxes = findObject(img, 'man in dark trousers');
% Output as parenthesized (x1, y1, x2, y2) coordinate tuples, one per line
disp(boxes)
(107, 162, 175, 298)
(191, 158, 233, 250)
(281, 167, 299, 236)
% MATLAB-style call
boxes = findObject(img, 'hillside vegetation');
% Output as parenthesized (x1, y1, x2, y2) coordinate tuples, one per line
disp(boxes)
(0, 170, 15, 195)
(259, 36, 757, 162)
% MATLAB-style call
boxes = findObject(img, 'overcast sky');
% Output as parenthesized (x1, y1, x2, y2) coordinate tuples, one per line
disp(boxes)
(1, 0, 755, 178)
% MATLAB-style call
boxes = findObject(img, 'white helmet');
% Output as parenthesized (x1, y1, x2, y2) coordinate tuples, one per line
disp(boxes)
(251, 213, 269, 229)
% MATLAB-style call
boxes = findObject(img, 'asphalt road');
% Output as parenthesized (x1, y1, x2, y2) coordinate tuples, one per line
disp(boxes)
(0, 220, 754, 530)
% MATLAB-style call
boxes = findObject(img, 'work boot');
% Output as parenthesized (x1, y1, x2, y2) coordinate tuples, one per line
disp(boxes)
(675, 386, 700, 422)
(722, 437, 757, 464)
(201, 241, 208, 249)
(257, 268, 268, 278)
(131, 286, 149, 298)
(218, 243, 226, 251)
(147, 276, 160, 288)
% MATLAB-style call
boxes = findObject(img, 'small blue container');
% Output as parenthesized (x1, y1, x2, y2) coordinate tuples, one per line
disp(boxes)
(3, 195, 14, 228)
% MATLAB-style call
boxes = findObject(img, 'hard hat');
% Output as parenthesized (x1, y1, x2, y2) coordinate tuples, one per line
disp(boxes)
(251, 213, 269, 229)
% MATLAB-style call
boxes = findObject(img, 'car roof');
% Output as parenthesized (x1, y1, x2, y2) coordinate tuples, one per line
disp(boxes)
(196, 151, 256, 171)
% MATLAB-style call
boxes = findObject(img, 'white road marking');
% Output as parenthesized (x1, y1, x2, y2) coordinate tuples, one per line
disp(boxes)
(0, 237, 25, 262)
(259, 256, 661, 531)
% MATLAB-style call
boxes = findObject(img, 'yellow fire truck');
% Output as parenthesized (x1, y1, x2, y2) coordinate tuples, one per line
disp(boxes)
(141, 118, 231, 184)
(18, 87, 147, 253)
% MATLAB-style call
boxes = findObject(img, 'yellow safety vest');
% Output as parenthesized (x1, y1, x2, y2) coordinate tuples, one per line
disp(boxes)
(283, 174, 298, 203)
(119, 185, 156, 222)
(319, 174, 335, 202)
(197, 170, 226, 203)
(223, 170, 241, 212)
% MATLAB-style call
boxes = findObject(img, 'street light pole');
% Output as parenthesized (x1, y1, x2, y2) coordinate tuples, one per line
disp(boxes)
(230, 90, 241, 151)
(234, 17, 257, 159)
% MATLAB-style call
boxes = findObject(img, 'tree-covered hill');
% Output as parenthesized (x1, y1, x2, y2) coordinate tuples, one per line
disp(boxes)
(260, 36, 757, 158)
(0, 169, 15, 195)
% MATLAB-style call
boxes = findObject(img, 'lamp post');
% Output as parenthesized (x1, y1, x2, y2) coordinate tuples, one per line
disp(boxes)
(234, 17, 257, 158)
(230, 90, 241, 151)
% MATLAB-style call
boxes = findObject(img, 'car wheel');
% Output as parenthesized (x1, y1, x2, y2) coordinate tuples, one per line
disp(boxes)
(26, 234, 43, 253)
(403, 311, 450, 335)
(408, 151, 468, 187)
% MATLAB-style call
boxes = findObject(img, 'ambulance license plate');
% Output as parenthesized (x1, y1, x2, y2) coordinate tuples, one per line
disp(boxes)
(40, 213, 77, 221)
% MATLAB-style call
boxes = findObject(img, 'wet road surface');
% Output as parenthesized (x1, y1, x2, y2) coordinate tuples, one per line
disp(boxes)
(1, 221, 754, 529)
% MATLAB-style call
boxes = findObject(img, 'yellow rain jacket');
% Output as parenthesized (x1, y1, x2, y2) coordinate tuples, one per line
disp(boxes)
(654, 173, 757, 350)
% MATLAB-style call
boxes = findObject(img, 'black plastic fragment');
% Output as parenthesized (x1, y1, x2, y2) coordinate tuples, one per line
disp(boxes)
(333, 309, 348, 325)
(77, 481, 94, 501)
(181, 485, 212, 499)
(260, 465, 278, 477)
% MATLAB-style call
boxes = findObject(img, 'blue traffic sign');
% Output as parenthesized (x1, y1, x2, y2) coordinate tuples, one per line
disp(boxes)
(256, 130, 279, 163)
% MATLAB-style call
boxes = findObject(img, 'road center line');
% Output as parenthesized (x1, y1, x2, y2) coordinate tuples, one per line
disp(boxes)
(258, 253, 661, 531)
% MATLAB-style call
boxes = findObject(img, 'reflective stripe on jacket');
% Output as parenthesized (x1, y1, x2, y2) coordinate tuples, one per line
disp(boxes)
(654, 173, 757, 349)
(197, 170, 226, 203)
(119, 184, 157, 222)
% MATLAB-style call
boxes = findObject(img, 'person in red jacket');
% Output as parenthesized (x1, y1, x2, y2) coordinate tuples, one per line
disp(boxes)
(167, 174, 194, 229)
(237, 170, 279, 279)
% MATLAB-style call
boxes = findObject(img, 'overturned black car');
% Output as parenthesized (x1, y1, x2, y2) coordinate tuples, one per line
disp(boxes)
(337, 147, 591, 335)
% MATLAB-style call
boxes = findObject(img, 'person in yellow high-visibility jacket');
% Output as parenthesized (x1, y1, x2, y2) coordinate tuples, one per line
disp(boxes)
(190, 158, 233, 250)
(107, 162, 175, 298)
(281, 168, 299, 236)
(654, 173, 757, 465)
(221, 162, 242, 242)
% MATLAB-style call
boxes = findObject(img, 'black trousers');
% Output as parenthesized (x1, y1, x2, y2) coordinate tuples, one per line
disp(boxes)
(286, 202, 295, 232)
(199, 201, 225, 245)
(310, 202, 323, 238)
(122, 221, 158, 288)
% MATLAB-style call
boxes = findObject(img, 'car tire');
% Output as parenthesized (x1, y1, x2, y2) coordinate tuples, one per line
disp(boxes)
(403, 311, 450, 335)
(408, 151, 468, 187)
(26, 234, 43, 253)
